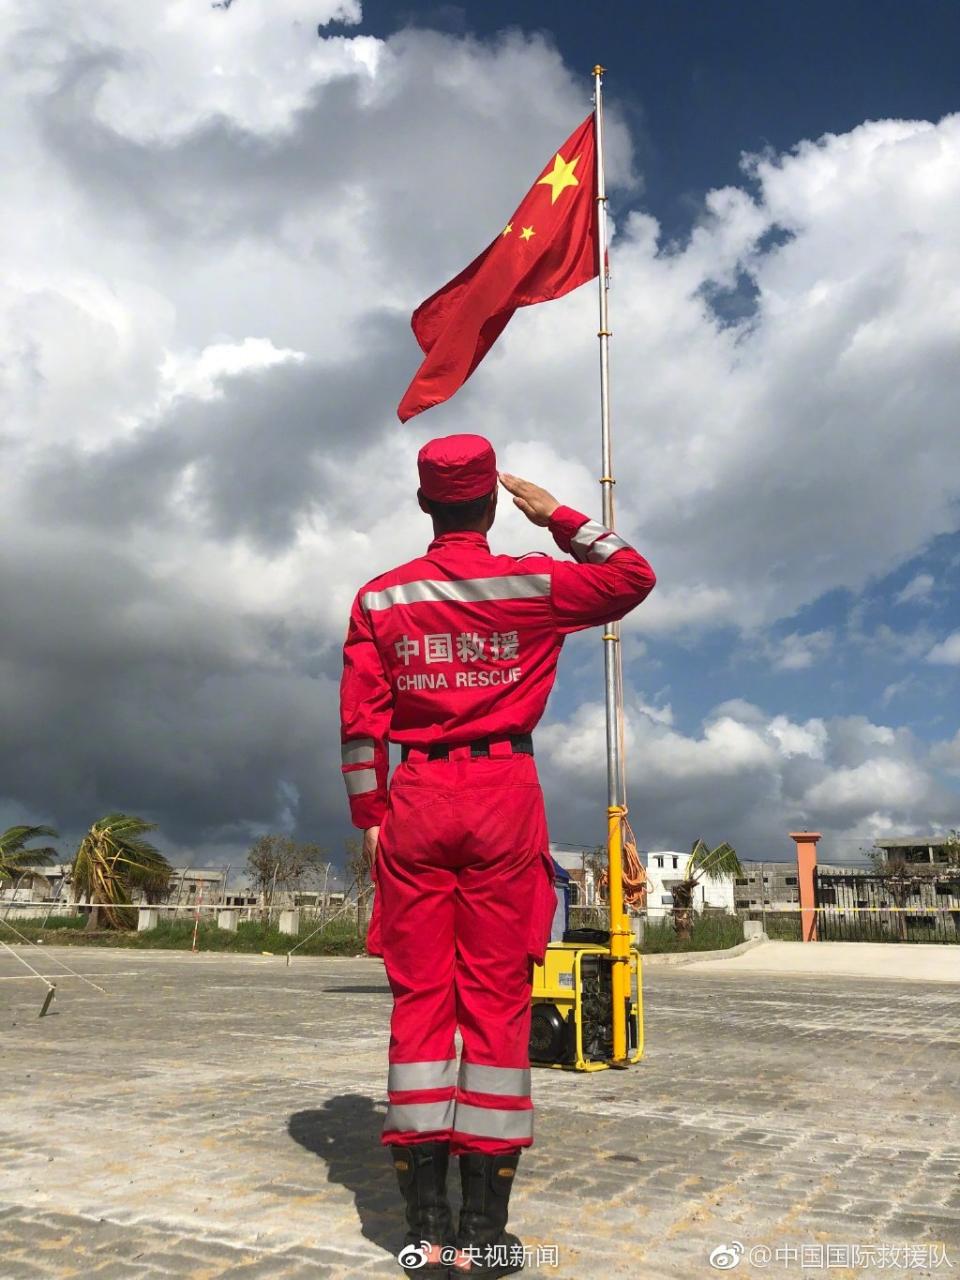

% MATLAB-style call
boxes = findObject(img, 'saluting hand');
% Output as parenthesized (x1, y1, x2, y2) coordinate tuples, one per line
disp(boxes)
(499, 473, 560, 527)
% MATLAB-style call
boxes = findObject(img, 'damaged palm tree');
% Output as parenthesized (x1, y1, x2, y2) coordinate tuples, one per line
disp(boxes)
(0, 824, 59, 886)
(72, 813, 171, 931)
(671, 839, 743, 942)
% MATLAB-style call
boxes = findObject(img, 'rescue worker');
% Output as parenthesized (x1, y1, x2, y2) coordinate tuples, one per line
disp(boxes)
(339, 434, 655, 1278)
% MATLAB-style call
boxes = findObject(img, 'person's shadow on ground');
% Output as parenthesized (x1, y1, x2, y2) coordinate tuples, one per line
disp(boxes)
(288, 1096, 400, 1257)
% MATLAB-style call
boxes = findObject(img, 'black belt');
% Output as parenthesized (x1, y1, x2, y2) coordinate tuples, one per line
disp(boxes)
(401, 733, 534, 763)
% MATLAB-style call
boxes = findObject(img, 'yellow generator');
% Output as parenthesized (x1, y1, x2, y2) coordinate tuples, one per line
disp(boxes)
(529, 931, 644, 1072)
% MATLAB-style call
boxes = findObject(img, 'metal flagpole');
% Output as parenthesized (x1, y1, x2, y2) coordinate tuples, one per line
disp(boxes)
(593, 65, 630, 1065)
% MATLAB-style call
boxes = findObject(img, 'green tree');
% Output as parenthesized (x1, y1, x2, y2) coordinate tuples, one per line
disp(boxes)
(72, 814, 170, 931)
(671, 839, 743, 942)
(867, 846, 922, 941)
(0, 825, 59, 885)
(139, 865, 176, 905)
(345, 837, 372, 933)
(245, 834, 329, 908)
(943, 830, 960, 868)
(583, 845, 607, 904)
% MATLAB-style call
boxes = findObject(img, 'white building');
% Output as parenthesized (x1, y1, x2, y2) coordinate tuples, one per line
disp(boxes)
(0, 863, 74, 918)
(549, 845, 598, 906)
(642, 850, 736, 920)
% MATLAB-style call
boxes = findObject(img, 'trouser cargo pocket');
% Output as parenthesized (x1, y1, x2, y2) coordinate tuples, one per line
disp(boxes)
(526, 848, 557, 965)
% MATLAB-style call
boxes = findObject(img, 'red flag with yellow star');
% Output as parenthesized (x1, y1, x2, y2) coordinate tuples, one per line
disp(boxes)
(397, 114, 597, 422)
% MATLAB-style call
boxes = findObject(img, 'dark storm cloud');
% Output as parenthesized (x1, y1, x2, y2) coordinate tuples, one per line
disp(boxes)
(4, 331, 411, 861)
(30, 309, 411, 551)
(0, 529, 345, 848)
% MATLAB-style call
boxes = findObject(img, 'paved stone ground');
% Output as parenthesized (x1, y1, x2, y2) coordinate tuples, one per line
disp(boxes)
(1, 945, 958, 1280)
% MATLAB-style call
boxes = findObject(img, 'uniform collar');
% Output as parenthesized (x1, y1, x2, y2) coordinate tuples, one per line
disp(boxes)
(428, 530, 490, 552)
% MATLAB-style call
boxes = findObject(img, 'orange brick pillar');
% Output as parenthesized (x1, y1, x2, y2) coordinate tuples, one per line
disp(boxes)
(791, 831, 821, 942)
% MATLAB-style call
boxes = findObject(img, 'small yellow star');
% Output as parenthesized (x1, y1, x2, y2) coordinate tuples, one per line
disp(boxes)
(537, 151, 581, 204)
(520, 225, 535, 241)
(502, 223, 513, 236)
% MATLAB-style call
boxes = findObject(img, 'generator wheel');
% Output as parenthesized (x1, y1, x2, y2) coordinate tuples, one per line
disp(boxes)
(529, 1003, 566, 1063)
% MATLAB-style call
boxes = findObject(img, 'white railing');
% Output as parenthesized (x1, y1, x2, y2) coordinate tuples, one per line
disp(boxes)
(0, 897, 365, 929)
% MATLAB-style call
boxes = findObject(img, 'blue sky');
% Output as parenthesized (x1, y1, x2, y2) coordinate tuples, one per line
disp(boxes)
(352, 0, 960, 233)
(1, 0, 959, 870)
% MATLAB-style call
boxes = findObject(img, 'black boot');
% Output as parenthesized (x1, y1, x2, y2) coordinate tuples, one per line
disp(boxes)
(391, 1141, 455, 1276)
(452, 1151, 523, 1278)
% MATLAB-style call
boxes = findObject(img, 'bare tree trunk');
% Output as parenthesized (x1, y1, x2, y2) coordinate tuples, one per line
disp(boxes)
(672, 881, 695, 942)
(673, 907, 694, 941)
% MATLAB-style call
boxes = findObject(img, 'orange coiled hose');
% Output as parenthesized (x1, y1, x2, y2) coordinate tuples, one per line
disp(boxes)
(597, 819, 647, 908)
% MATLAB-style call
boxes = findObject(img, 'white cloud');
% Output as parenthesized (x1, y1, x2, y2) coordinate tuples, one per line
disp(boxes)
(855, 621, 938, 661)
(804, 758, 929, 814)
(1, 273, 176, 448)
(764, 629, 833, 671)
(930, 731, 960, 778)
(630, 586, 736, 635)
(881, 677, 914, 706)
(539, 699, 957, 856)
(8, 0, 373, 140)
(767, 715, 828, 759)
(926, 631, 960, 665)
(653, 712, 778, 779)
(895, 572, 935, 605)
(159, 338, 306, 406)
(539, 697, 774, 784)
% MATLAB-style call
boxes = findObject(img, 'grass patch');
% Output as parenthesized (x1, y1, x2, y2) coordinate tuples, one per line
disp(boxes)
(759, 912, 802, 941)
(22, 914, 87, 931)
(5, 911, 748, 955)
(1, 915, 368, 955)
(1, 914, 87, 941)
(567, 908, 609, 931)
(640, 913, 744, 953)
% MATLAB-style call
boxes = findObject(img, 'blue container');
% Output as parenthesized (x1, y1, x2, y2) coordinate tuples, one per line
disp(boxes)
(549, 859, 572, 943)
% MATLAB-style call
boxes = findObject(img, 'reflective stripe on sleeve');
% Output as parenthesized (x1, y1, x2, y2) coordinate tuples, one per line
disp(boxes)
(458, 1062, 531, 1097)
(341, 739, 375, 767)
(362, 573, 550, 613)
(571, 521, 630, 565)
(389, 1058, 458, 1092)
(570, 519, 607, 562)
(453, 1103, 533, 1141)
(384, 1099, 456, 1133)
(585, 532, 629, 563)
(344, 768, 377, 796)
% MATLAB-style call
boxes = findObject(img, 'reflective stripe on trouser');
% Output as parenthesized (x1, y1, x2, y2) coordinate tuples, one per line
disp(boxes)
(383, 1059, 458, 1143)
(375, 754, 555, 1155)
(452, 1061, 533, 1146)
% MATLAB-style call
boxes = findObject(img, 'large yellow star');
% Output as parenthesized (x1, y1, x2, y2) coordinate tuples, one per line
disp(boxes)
(537, 151, 581, 204)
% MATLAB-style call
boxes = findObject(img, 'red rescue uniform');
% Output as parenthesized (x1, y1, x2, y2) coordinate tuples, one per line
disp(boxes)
(340, 498, 655, 1156)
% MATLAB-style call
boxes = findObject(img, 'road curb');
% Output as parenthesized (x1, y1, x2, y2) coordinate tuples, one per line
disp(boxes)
(641, 935, 765, 967)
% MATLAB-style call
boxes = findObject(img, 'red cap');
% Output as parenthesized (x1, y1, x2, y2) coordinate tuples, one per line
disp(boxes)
(417, 434, 497, 503)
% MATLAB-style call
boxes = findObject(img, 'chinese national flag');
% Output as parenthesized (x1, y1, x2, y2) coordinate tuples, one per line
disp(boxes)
(398, 114, 598, 422)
